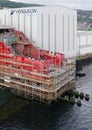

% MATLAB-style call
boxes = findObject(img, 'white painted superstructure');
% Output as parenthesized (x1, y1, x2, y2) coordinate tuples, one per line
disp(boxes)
(0, 6, 77, 58)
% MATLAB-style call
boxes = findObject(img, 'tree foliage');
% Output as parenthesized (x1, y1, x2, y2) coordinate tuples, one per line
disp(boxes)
(0, 0, 43, 8)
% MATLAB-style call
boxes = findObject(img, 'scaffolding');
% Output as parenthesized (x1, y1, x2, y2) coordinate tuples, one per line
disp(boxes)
(0, 53, 76, 103)
(0, 27, 76, 104)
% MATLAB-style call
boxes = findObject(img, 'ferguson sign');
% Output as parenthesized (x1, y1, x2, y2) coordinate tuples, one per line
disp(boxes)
(10, 8, 37, 15)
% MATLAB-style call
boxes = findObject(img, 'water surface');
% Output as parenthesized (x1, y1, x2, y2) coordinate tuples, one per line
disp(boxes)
(0, 64, 92, 130)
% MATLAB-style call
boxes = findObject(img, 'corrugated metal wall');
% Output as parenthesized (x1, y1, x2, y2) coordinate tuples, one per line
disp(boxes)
(37, 6, 77, 58)
(0, 6, 77, 58)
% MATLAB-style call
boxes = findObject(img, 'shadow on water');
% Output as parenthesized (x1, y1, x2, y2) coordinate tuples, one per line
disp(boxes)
(0, 99, 75, 130)
(0, 90, 29, 121)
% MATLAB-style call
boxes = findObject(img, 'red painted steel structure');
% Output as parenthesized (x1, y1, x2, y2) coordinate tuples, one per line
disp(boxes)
(0, 28, 64, 74)
(0, 27, 76, 103)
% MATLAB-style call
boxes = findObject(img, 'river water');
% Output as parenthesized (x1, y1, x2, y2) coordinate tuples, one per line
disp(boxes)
(0, 64, 92, 130)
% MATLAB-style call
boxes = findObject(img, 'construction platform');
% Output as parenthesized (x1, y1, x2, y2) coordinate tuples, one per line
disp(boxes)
(0, 27, 76, 104)
(0, 57, 75, 104)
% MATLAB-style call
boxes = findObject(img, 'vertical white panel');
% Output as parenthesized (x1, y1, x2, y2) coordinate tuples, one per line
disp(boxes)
(37, 14, 42, 48)
(73, 15, 77, 51)
(88, 35, 92, 45)
(43, 13, 49, 50)
(77, 35, 80, 55)
(70, 15, 73, 51)
(32, 15, 37, 44)
(77, 32, 92, 55)
(64, 15, 68, 52)
(80, 36, 86, 46)
(24, 15, 31, 40)
(49, 13, 56, 52)
(5, 12, 9, 25)
(56, 14, 63, 52)
(11, 13, 19, 30)
(18, 14, 24, 31)
(0, 10, 8, 25)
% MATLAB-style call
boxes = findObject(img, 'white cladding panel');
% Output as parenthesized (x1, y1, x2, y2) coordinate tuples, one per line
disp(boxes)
(56, 14, 63, 53)
(77, 31, 92, 55)
(37, 6, 77, 58)
(0, 10, 9, 25)
(80, 35, 86, 46)
(9, 7, 38, 42)
(0, 6, 77, 58)
(24, 16, 32, 40)
(88, 35, 92, 45)
(11, 13, 19, 30)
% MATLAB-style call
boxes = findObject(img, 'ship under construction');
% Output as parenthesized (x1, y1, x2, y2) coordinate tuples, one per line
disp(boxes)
(0, 26, 76, 103)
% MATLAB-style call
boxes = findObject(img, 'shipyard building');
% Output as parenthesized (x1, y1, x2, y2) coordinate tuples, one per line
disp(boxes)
(0, 6, 77, 58)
